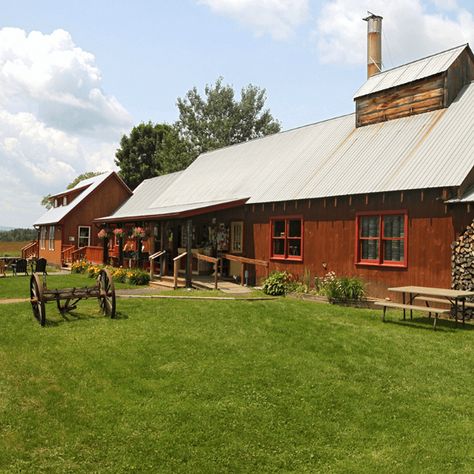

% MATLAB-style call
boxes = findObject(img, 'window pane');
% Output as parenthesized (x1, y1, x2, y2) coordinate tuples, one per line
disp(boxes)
(288, 220, 301, 238)
(288, 239, 301, 257)
(384, 215, 404, 238)
(272, 239, 285, 256)
(360, 216, 379, 238)
(384, 239, 404, 262)
(273, 221, 285, 237)
(361, 239, 379, 260)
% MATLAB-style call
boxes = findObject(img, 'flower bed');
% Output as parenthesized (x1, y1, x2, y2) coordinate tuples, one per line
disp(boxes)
(71, 260, 150, 286)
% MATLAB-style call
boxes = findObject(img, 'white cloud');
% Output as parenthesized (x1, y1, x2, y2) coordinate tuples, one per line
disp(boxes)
(315, 0, 474, 67)
(198, 0, 310, 39)
(0, 28, 132, 227)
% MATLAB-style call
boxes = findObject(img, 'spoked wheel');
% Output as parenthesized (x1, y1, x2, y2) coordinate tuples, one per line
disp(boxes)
(98, 269, 116, 318)
(30, 273, 46, 326)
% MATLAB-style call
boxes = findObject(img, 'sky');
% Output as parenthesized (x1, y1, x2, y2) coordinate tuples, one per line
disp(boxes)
(1, 0, 474, 227)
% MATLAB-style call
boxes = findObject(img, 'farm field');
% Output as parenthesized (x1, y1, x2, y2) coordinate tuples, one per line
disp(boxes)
(0, 241, 29, 257)
(1, 281, 474, 472)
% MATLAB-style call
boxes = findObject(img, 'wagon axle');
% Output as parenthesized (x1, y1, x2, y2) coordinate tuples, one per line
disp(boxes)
(30, 269, 116, 326)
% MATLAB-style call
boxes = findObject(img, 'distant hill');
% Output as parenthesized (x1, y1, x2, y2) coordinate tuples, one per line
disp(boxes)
(0, 228, 37, 242)
(0, 226, 12, 231)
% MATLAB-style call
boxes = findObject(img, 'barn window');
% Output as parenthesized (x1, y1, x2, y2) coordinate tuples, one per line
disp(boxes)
(63, 196, 67, 206)
(78, 226, 91, 248)
(39, 227, 47, 250)
(356, 212, 407, 266)
(48, 225, 55, 251)
(230, 221, 243, 254)
(270, 217, 303, 261)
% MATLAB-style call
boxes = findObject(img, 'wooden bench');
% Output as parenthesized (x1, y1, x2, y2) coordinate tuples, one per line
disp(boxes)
(415, 296, 474, 309)
(374, 301, 450, 330)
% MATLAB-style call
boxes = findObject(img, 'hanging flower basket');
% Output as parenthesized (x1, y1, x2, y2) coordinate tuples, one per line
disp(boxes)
(113, 228, 125, 238)
(97, 229, 109, 240)
(131, 226, 146, 239)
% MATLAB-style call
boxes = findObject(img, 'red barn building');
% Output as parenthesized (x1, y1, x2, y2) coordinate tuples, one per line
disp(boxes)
(97, 19, 474, 297)
(28, 172, 131, 267)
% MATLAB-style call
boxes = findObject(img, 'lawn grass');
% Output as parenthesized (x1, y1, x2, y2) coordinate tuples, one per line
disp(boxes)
(0, 273, 135, 300)
(1, 292, 474, 472)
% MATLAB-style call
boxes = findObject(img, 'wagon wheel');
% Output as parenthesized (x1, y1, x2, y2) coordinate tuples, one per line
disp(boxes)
(30, 273, 46, 326)
(98, 269, 116, 318)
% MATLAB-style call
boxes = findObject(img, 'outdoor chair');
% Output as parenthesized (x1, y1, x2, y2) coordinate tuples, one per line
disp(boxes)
(35, 258, 47, 275)
(13, 259, 28, 276)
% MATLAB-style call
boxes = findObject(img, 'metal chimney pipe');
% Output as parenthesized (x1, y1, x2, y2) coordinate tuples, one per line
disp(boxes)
(363, 13, 383, 78)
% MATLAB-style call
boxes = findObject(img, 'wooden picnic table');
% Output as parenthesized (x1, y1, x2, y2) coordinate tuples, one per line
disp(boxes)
(388, 286, 474, 325)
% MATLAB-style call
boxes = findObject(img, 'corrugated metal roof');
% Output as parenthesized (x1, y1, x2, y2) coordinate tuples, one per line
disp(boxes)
(101, 81, 474, 221)
(354, 44, 468, 99)
(99, 172, 182, 220)
(34, 172, 116, 226)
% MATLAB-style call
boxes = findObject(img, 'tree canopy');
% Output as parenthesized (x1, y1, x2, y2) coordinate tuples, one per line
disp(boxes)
(67, 171, 104, 189)
(115, 122, 192, 189)
(115, 78, 281, 188)
(176, 77, 281, 157)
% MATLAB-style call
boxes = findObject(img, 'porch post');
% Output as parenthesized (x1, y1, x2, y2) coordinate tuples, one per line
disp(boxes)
(103, 237, 109, 265)
(118, 235, 124, 267)
(185, 219, 192, 288)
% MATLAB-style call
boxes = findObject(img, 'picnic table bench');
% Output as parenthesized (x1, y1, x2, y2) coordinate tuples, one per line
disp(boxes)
(375, 286, 474, 330)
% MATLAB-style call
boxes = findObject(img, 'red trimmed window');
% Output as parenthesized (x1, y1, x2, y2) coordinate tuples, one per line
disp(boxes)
(271, 218, 303, 260)
(356, 212, 407, 266)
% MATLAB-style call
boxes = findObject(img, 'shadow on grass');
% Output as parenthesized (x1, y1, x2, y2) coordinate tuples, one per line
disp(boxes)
(381, 315, 473, 332)
(42, 309, 129, 327)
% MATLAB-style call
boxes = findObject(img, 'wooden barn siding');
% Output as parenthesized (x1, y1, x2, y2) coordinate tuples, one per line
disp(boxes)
(446, 49, 474, 106)
(240, 189, 473, 298)
(355, 75, 446, 127)
(60, 175, 131, 258)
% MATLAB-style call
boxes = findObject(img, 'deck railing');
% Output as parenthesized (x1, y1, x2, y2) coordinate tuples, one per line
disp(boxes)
(173, 251, 187, 289)
(149, 250, 166, 279)
(71, 246, 103, 264)
(61, 245, 75, 264)
(21, 241, 38, 259)
(192, 252, 220, 289)
(222, 254, 269, 285)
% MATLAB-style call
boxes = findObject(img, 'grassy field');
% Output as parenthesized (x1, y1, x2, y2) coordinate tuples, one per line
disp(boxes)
(1, 282, 474, 472)
(0, 241, 29, 257)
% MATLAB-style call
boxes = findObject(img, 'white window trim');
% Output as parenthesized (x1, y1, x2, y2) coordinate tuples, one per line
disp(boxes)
(40, 227, 46, 250)
(48, 225, 55, 251)
(62, 196, 67, 206)
(78, 226, 91, 248)
(230, 221, 243, 254)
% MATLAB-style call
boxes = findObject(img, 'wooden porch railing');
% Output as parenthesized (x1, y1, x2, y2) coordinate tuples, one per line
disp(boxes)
(149, 250, 166, 279)
(61, 245, 75, 264)
(173, 251, 187, 289)
(71, 246, 103, 264)
(222, 254, 269, 285)
(192, 252, 220, 289)
(21, 240, 38, 259)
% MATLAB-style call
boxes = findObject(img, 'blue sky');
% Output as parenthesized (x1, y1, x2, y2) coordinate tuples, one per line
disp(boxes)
(1, 0, 474, 226)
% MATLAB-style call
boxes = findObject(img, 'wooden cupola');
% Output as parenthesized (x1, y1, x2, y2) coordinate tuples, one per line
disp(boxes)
(354, 16, 474, 127)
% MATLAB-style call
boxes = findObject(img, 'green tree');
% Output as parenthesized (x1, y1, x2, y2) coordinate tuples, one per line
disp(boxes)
(67, 171, 103, 189)
(115, 122, 191, 189)
(176, 77, 281, 157)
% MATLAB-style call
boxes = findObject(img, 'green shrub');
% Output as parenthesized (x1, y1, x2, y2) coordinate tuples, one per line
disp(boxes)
(318, 272, 365, 302)
(126, 269, 150, 285)
(112, 267, 128, 283)
(262, 271, 291, 296)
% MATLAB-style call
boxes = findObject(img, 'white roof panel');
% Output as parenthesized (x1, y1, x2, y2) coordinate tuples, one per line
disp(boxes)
(354, 44, 468, 99)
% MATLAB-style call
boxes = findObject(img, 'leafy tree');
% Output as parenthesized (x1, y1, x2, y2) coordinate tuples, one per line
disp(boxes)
(115, 122, 192, 189)
(176, 77, 281, 157)
(0, 228, 37, 242)
(41, 194, 53, 210)
(67, 171, 103, 189)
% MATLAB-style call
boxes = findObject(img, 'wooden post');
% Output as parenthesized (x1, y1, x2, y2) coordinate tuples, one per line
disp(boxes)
(173, 259, 178, 290)
(149, 257, 154, 280)
(118, 236, 124, 267)
(240, 262, 245, 286)
(102, 237, 109, 265)
(185, 219, 192, 289)
(214, 259, 219, 290)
